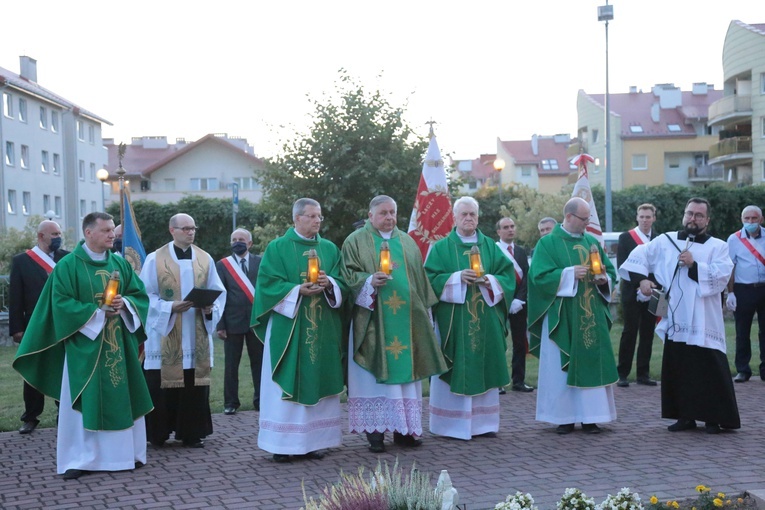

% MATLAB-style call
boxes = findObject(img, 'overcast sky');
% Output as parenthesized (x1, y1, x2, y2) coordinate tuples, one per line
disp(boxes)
(2, 1, 762, 161)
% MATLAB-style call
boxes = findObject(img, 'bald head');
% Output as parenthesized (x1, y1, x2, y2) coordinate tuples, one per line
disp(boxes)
(37, 220, 62, 253)
(562, 197, 590, 234)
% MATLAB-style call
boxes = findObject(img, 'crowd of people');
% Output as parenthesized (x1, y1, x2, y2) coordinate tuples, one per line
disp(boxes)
(10, 194, 754, 478)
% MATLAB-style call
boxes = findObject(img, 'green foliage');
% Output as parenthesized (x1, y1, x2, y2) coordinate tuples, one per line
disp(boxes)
(0, 216, 49, 274)
(257, 70, 428, 247)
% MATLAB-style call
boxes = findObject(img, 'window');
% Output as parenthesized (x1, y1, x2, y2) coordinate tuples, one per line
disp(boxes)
(164, 178, 176, 191)
(91, 200, 97, 212)
(78, 160, 85, 180)
(7, 189, 17, 214)
(39, 106, 47, 129)
(2, 92, 11, 118)
(541, 159, 559, 171)
(88, 125, 95, 144)
(667, 124, 681, 132)
(761, 73, 765, 95)
(22, 192, 31, 215)
(43, 194, 51, 213)
(41, 150, 49, 173)
(234, 177, 258, 190)
(53, 153, 60, 174)
(629, 125, 644, 133)
(761, 117, 765, 138)
(592, 129, 599, 144)
(51, 111, 59, 132)
(521, 167, 532, 177)
(77, 120, 85, 141)
(140, 180, 151, 191)
(80, 199, 86, 218)
(89, 162, 96, 182)
(5, 141, 14, 166)
(55, 196, 62, 217)
(632, 154, 648, 170)
(18, 98, 27, 122)
(20, 145, 29, 168)
(189, 177, 218, 191)
(468, 181, 477, 190)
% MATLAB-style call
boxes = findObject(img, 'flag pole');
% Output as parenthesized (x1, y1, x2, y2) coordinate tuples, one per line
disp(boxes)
(117, 142, 126, 228)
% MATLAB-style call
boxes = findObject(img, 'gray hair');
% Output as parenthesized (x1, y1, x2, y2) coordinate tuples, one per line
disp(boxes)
(292, 198, 320, 219)
(538, 217, 557, 228)
(742, 205, 762, 218)
(453, 196, 479, 215)
(369, 195, 397, 212)
(231, 228, 252, 242)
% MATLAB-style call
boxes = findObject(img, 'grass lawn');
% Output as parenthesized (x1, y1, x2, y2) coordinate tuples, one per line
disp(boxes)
(0, 321, 749, 433)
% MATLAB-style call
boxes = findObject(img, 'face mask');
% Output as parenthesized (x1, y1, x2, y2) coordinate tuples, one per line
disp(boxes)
(744, 222, 760, 234)
(49, 237, 62, 252)
(112, 239, 123, 253)
(231, 241, 248, 256)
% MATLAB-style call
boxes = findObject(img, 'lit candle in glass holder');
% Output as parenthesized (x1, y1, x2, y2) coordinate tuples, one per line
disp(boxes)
(469, 245, 484, 278)
(307, 249, 320, 285)
(101, 270, 120, 309)
(379, 241, 392, 276)
(589, 245, 604, 275)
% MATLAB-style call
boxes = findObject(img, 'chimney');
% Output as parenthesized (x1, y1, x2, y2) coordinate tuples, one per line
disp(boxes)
(629, 86, 638, 94)
(692, 82, 708, 95)
(531, 134, 539, 156)
(651, 103, 660, 123)
(19, 56, 38, 82)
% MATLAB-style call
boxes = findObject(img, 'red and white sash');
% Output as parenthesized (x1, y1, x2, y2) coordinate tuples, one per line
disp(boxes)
(498, 242, 523, 286)
(221, 256, 254, 304)
(628, 227, 650, 246)
(27, 246, 56, 274)
(736, 230, 765, 267)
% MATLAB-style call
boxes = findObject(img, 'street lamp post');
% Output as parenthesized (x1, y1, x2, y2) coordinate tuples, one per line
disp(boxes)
(493, 158, 506, 206)
(598, 2, 614, 232)
(96, 168, 109, 211)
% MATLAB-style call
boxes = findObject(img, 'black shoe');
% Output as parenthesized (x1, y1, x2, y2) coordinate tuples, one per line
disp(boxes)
(273, 454, 291, 463)
(149, 439, 165, 448)
(367, 432, 385, 452)
(556, 423, 575, 435)
(734, 373, 751, 383)
(511, 383, 535, 392)
(253, 400, 260, 411)
(182, 439, 205, 448)
(705, 423, 721, 434)
(19, 421, 38, 434)
(134, 461, 145, 469)
(616, 378, 629, 387)
(393, 432, 423, 447)
(582, 423, 601, 434)
(636, 377, 658, 386)
(667, 419, 697, 432)
(498, 387, 507, 395)
(63, 469, 87, 480)
(305, 450, 325, 460)
(475, 431, 497, 438)
(223, 407, 237, 415)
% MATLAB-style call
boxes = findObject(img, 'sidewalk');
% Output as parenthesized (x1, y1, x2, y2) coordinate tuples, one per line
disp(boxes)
(2, 380, 764, 510)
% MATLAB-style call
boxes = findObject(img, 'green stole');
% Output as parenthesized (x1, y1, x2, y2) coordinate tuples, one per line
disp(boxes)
(341, 222, 447, 384)
(425, 228, 513, 395)
(155, 244, 211, 388)
(13, 241, 153, 431)
(527, 225, 618, 388)
(251, 228, 345, 405)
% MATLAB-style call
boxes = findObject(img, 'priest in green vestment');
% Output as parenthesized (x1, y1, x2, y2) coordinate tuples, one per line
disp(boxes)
(13, 212, 152, 479)
(252, 198, 347, 462)
(527, 197, 618, 435)
(425, 196, 513, 439)
(342, 195, 447, 453)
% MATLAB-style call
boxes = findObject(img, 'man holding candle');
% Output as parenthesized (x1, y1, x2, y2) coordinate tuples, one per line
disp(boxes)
(14, 212, 152, 480)
(527, 197, 618, 435)
(342, 195, 447, 453)
(424, 196, 514, 439)
(140, 213, 226, 449)
(252, 198, 347, 462)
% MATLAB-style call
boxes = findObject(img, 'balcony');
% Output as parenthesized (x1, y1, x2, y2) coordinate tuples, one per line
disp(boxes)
(708, 136, 753, 166)
(688, 165, 724, 183)
(708, 95, 752, 126)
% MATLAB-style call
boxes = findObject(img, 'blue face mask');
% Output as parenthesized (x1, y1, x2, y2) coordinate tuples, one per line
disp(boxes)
(49, 237, 62, 252)
(744, 222, 760, 234)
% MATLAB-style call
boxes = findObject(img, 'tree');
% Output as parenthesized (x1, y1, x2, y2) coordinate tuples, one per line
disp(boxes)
(257, 70, 428, 246)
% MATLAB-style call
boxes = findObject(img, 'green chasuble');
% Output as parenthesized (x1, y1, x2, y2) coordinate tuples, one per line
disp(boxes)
(341, 222, 447, 384)
(13, 241, 153, 431)
(527, 224, 618, 388)
(251, 227, 346, 405)
(425, 228, 513, 395)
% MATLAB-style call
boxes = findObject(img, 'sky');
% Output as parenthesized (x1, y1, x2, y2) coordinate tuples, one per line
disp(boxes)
(2, 1, 762, 161)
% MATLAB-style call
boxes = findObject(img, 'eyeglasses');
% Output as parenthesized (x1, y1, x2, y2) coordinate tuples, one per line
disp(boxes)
(300, 214, 324, 221)
(570, 213, 589, 222)
(176, 226, 198, 232)
(684, 211, 706, 220)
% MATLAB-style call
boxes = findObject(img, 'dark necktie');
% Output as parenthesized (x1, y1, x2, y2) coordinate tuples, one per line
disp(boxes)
(240, 258, 248, 276)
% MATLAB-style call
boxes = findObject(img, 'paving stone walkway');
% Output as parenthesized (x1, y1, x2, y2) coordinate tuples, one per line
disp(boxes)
(2, 380, 764, 510)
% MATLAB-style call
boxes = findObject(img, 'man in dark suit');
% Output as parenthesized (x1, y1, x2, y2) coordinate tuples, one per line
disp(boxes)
(616, 203, 659, 387)
(496, 217, 534, 392)
(10, 220, 69, 433)
(216, 228, 263, 414)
